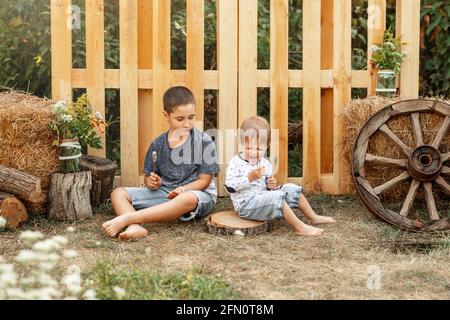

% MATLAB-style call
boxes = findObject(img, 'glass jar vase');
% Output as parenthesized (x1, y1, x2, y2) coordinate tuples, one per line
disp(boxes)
(58, 138, 82, 173)
(375, 69, 397, 97)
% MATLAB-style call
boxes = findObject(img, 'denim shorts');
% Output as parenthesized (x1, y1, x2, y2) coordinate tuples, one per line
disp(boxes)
(123, 185, 216, 221)
(236, 183, 303, 221)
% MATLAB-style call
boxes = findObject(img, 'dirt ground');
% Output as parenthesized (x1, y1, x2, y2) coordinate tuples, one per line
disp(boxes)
(1, 194, 450, 299)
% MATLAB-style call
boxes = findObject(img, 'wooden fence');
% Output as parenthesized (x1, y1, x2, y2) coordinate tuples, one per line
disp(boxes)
(51, 0, 421, 196)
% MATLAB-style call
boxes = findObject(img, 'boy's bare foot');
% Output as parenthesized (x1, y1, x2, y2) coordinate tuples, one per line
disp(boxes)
(102, 215, 128, 238)
(294, 224, 324, 237)
(310, 215, 336, 225)
(118, 224, 148, 241)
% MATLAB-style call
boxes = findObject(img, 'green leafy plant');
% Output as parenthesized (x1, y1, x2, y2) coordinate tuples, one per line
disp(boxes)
(48, 94, 107, 173)
(369, 30, 408, 74)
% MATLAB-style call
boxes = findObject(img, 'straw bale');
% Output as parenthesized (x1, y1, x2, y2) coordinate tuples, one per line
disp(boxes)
(0, 90, 59, 213)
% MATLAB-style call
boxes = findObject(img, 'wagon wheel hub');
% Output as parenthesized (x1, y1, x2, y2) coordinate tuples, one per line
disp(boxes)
(407, 145, 442, 182)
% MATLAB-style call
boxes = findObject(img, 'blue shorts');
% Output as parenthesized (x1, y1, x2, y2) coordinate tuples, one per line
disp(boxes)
(123, 186, 216, 221)
(236, 183, 303, 221)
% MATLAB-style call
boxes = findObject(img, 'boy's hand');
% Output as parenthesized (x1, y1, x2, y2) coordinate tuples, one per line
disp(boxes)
(146, 173, 161, 190)
(266, 175, 278, 190)
(248, 166, 265, 182)
(167, 186, 186, 199)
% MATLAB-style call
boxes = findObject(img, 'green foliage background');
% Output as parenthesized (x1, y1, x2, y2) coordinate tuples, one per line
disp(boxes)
(0, 0, 448, 175)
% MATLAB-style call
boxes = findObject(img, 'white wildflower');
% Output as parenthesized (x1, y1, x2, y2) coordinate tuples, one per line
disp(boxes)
(83, 289, 97, 300)
(36, 273, 58, 287)
(4, 287, 26, 299)
(0, 265, 18, 287)
(20, 230, 44, 243)
(64, 296, 78, 300)
(113, 286, 126, 299)
(53, 100, 67, 113)
(63, 250, 78, 259)
(62, 272, 81, 295)
(0, 216, 7, 229)
(15, 249, 38, 263)
(19, 276, 37, 286)
(61, 114, 73, 123)
(51, 235, 68, 246)
(94, 111, 103, 120)
(95, 241, 102, 247)
(0, 255, 4, 263)
(38, 262, 56, 271)
(32, 239, 62, 252)
(66, 226, 75, 233)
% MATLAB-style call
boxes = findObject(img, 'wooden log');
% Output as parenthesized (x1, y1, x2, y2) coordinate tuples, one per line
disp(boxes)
(205, 211, 270, 236)
(48, 171, 92, 221)
(80, 155, 116, 207)
(0, 196, 28, 228)
(0, 165, 46, 204)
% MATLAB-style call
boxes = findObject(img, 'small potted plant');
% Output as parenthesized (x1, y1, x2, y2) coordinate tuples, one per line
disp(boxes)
(369, 30, 408, 97)
(48, 94, 108, 221)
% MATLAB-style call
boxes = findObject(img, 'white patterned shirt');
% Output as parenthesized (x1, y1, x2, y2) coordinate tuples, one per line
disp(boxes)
(225, 153, 273, 210)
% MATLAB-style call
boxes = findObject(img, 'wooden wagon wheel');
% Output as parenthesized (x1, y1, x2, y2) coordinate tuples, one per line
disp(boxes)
(352, 99, 450, 232)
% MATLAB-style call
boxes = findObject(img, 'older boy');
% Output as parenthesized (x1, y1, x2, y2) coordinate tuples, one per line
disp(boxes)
(103, 86, 219, 240)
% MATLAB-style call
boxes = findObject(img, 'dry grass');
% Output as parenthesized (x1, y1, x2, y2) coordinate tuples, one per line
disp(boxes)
(1, 195, 450, 300)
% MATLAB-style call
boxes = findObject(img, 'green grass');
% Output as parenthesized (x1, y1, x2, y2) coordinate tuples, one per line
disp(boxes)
(86, 261, 240, 300)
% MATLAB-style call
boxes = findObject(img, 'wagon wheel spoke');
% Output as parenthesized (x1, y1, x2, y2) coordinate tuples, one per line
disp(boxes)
(399, 180, 421, 217)
(435, 176, 450, 195)
(441, 166, 450, 176)
(432, 116, 450, 149)
(365, 154, 408, 169)
(374, 171, 410, 195)
(379, 124, 412, 156)
(411, 113, 424, 146)
(423, 182, 440, 220)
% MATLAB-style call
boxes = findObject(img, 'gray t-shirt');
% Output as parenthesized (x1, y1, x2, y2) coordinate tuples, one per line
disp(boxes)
(143, 128, 220, 201)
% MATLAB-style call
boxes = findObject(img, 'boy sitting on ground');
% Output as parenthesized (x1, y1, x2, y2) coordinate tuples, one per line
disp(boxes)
(103, 86, 219, 240)
(225, 116, 335, 237)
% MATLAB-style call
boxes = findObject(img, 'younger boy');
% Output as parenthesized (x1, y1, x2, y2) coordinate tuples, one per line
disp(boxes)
(225, 116, 335, 236)
(103, 86, 219, 240)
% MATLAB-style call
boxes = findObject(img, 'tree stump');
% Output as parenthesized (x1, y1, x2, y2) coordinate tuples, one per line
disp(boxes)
(80, 155, 116, 207)
(0, 193, 28, 228)
(205, 211, 270, 236)
(48, 171, 92, 221)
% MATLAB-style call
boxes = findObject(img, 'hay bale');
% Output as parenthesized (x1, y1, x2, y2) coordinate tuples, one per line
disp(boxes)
(342, 96, 450, 202)
(0, 90, 59, 213)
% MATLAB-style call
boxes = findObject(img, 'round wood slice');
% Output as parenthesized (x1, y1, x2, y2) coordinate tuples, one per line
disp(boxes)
(205, 211, 270, 236)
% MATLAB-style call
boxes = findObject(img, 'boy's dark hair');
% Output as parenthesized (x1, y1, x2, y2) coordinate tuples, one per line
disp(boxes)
(163, 86, 196, 113)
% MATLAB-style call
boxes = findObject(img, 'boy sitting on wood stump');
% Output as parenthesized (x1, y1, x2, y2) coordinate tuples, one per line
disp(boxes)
(103, 86, 219, 240)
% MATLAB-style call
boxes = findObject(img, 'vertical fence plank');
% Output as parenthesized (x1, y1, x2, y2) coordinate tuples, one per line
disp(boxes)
(51, 0, 72, 102)
(86, 0, 105, 157)
(120, 0, 139, 186)
(399, 0, 420, 98)
(138, 0, 153, 177)
(333, 0, 352, 194)
(217, 0, 238, 196)
(152, 0, 171, 142)
(321, 0, 333, 178)
(187, 0, 205, 131)
(270, 0, 289, 184)
(238, 0, 258, 125)
(303, 0, 321, 192)
(367, 0, 386, 96)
